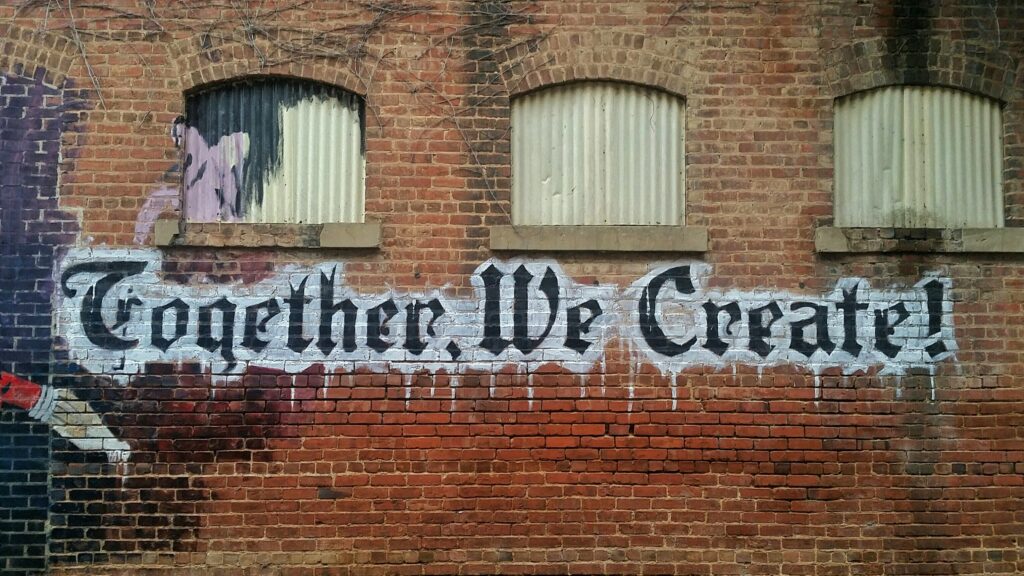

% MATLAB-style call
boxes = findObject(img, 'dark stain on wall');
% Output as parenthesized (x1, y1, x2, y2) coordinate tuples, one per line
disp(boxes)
(887, 0, 938, 78)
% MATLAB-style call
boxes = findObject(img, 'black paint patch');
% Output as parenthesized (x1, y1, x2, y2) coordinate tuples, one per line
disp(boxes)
(185, 78, 364, 213)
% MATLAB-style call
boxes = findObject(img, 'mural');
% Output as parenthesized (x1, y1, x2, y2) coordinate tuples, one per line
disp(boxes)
(0, 67, 84, 574)
(133, 185, 180, 245)
(0, 372, 130, 462)
(178, 80, 365, 224)
(55, 249, 956, 395)
(0, 54, 965, 576)
(182, 128, 249, 222)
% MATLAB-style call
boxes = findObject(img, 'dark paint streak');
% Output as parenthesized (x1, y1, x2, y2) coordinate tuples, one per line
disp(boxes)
(185, 78, 363, 212)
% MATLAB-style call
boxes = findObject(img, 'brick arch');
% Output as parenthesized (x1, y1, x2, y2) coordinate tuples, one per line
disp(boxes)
(824, 37, 1017, 103)
(494, 31, 695, 99)
(0, 23, 77, 87)
(167, 35, 366, 97)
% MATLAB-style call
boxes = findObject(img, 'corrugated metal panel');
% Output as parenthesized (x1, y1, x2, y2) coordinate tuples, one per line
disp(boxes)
(185, 79, 364, 224)
(512, 82, 684, 225)
(835, 85, 1003, 228)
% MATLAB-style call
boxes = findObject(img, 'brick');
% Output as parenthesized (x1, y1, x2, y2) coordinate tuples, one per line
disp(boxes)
(3, 2, 1024, 575)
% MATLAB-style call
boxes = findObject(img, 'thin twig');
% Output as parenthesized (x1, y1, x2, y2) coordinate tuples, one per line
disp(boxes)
(65, 0, 107, 110)
(416, 80, 509, 221)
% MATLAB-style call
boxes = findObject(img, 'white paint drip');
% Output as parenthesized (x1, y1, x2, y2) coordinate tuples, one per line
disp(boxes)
(929, 364, 937, 402)
(526, 371, 534, 410)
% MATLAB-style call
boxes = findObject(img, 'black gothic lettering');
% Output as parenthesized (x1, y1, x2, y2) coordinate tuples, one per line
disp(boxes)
(748, 301, 783, 358)
(60, 261, 148, 350)
(318, 269, 357, 355)
(367, 299, 399, 353)
(874, 302, 909, 358)
(836, 285, 869, 357)
(478, 264, 511, 355)
(151, 298, 189, 352)
(790, 302, 836, 358)
(512, 265, 560, 354)
(286, 276, 313, 353)
(242, 298, 281, 353)
(702, 301, 741, 357)
(638, 266, 696, 357)
(565, 300, 603, 354)
(923, 279, 948, 358)
(478, 264, 561, 356)
(59, 256, 957, 372)
(197, 297, 237, 365)
(404, 299, 446, 355)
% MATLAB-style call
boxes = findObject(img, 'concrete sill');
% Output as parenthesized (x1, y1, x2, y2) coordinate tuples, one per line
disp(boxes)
(490, 225, 708, 252)
(816, 227, 1024, 254)
(154, 220, 382, 249)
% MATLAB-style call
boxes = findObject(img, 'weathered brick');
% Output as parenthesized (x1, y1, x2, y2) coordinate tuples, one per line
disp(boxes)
(2, 1, 1024, 575)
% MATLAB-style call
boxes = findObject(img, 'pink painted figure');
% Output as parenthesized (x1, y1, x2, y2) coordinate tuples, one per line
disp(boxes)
(183, 128, 250, 222)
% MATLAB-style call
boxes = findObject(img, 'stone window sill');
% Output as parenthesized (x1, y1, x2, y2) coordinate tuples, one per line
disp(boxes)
(815, 227, 1024, 253)
(490, 225, 708, 252)
(154, 219, 381, 249)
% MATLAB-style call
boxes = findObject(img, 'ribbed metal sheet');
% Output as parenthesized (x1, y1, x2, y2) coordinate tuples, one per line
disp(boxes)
(835, 86, 1003, 228)
(185, 79, 364, 224)
(512, 82, 684, 225)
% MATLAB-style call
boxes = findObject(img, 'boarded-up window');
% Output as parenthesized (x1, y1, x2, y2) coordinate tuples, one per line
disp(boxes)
(183, 78, 365, 224)
(834, 86, 1003, 228)
(511, 82, 685, 225)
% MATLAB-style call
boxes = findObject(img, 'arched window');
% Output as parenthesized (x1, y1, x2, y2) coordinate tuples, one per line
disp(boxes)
(182, 77, 365, 224)
(511, 82, 685, 226)
(834, 86, 1003, 228)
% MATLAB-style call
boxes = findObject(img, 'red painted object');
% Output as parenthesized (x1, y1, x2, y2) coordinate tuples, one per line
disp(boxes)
(0, 371, 42, 411)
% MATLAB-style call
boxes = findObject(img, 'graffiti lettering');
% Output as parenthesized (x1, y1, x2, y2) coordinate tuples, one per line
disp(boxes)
(638, 265, 697, 356)
(55, 250, 956, 379)
(61, 261, 148, 350)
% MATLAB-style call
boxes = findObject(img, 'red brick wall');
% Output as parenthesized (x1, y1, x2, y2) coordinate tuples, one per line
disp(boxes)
(2, 2, 1023, 574)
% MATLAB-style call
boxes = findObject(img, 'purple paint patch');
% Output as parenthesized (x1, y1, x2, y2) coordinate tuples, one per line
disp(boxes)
(0, 72, 80, 381)
(133, 185, 180, 244)
(0, 68, 81, 576)
(183, 128, 248, 222)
